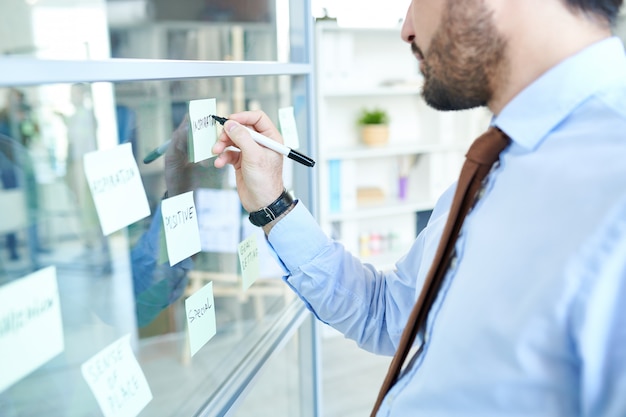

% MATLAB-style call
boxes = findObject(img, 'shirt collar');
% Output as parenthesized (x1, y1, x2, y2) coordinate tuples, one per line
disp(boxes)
(494, 36, 626, 151)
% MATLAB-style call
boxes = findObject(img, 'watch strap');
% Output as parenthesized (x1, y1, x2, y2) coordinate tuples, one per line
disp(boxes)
(248, 190, 294, 227)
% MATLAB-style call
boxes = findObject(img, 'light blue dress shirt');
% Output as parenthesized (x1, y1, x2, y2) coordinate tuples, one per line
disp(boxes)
(268, 37, 626, 416)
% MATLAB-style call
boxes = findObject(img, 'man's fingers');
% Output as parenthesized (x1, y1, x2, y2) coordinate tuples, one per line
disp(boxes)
(213, 148, 240, 168)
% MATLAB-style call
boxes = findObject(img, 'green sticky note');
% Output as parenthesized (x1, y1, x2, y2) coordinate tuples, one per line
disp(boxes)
(188, 98, 218, 163)
(185, 281, 216, 357)
(238, 234, 260, 291)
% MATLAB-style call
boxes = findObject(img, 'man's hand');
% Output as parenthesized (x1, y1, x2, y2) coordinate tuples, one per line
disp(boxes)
(212, 110, 285, 213)
(164, 116, 195, 197)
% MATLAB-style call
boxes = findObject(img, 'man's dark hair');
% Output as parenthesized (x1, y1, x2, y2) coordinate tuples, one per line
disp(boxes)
(565, 0, 623, 24)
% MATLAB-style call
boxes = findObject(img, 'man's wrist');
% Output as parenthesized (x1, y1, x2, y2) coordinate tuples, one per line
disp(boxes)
(262, 200, 297, 235)
(248, 189, 294, 227)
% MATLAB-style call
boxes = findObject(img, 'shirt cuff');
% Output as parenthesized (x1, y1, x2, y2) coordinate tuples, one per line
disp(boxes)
(266, 201, 331, 273)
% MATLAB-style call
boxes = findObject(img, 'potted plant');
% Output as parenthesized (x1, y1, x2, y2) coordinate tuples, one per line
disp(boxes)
(357, 107, 390, 146)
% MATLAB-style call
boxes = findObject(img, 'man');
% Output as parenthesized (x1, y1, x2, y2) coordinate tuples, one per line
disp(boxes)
(212, 0, 626, 415)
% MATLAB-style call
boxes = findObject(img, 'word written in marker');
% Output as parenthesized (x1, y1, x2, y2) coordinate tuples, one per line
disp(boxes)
(188, 298, 213, 323)
(106, 371, 141, 413)
(81, 335, 152, 417)
(239, 239, 259, 271)
(164, 206, 195, 230)
(91, 168, 136, 194)
(192, 115, 215, 132)
(0, 297, 54, 337)
(83, 341, 124, 385)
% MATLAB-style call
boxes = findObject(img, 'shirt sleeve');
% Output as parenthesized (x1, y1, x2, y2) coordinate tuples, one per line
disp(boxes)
(568, 198, 626, 417)
(266, 187, 455, 356)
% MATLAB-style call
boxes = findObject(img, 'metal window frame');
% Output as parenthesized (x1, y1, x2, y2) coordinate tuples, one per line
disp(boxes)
(0, 59, 312, 87)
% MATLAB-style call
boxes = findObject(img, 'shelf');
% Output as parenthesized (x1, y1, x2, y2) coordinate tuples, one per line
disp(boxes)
(314, 23, 480, 270)
(327, 199, 435, 222)
(323, 142, 463, 160)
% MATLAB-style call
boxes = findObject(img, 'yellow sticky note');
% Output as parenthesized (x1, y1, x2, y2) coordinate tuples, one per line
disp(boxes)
(185, 282, 216, 357)
(238, 234, 260, 291)
(81, 334, 153, 417)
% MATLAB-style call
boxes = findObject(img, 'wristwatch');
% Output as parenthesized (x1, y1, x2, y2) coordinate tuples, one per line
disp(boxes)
(248, 190, 294, 227)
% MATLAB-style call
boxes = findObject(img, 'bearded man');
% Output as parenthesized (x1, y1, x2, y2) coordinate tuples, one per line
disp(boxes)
(206, 0, 626, 415)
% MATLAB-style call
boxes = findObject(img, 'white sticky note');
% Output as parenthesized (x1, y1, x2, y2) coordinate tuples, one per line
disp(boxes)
(188, 98, 218, 163)
(238, 234, 260, 291)
(81, 334, 152, 417)
(83, 142, 150, 236)
(279, 106, 300, 149)
(161, 191, 201, 266)
(185, 282, 216, 357)
(195, 188, 241, 253)
(0, 266, 64, 393)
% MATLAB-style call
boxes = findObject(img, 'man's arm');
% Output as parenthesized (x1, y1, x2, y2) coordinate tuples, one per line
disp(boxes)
(568, 196, 626, 416)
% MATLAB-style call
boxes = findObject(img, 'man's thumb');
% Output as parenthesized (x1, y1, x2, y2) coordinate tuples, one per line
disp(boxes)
(224, 120, 252, 149)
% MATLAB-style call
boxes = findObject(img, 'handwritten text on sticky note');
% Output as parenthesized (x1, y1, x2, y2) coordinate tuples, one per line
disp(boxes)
(185, 282, 217, 357)
(238, 234, 260, 291)
(81, 334, 152, 417)
(83, 142, 150, 235)
(0, 266, 64, 393)
(188, 98, 217, 163)
(161, 191, 201, 266)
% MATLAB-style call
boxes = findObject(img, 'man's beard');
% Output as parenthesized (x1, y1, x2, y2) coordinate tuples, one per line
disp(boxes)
(416, 0, 508, 111)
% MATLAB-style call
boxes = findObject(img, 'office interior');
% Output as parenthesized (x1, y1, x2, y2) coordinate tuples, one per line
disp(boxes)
(2, 1, 626, 416)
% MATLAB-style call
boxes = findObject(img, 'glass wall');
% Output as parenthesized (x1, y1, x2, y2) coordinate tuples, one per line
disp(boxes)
(0, 1, 319, 416)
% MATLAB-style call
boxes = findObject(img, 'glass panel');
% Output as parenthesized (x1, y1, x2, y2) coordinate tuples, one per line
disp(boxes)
(230, 315, 317, 417)
(0, 0, 304, 63)
(0, 74, 312, 416)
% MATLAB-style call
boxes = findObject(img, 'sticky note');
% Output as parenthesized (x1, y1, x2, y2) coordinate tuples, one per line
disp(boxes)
(195, 188, 241, 253)
(238, 234, 260, 291)
(185, 282, 216, 357)
(279, 106, 300, 149)
(188, 98, 218, 163)
(0, 266, 64, 393)
(83, 142, 150, 236)
(81, 334, 152, 417)
(161, 191, 201, 266)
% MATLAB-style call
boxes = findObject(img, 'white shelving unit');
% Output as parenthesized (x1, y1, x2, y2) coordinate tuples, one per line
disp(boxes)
(314, 23, 491, 268)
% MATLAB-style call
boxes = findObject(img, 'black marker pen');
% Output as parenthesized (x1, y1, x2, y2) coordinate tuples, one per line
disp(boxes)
(212, 115, 315, 168)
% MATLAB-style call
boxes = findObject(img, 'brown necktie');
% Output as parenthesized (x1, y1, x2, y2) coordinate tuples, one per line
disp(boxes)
(370, 127, 510, 416)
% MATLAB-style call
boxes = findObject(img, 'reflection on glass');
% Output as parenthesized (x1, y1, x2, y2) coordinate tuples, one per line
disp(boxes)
(0, 75, 305, 415)
(0, 0, 291, 62)
(231, 328, 307, 417)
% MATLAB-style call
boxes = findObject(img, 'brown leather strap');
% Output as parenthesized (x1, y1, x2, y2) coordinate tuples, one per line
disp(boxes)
(370, 127, 510, 415)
